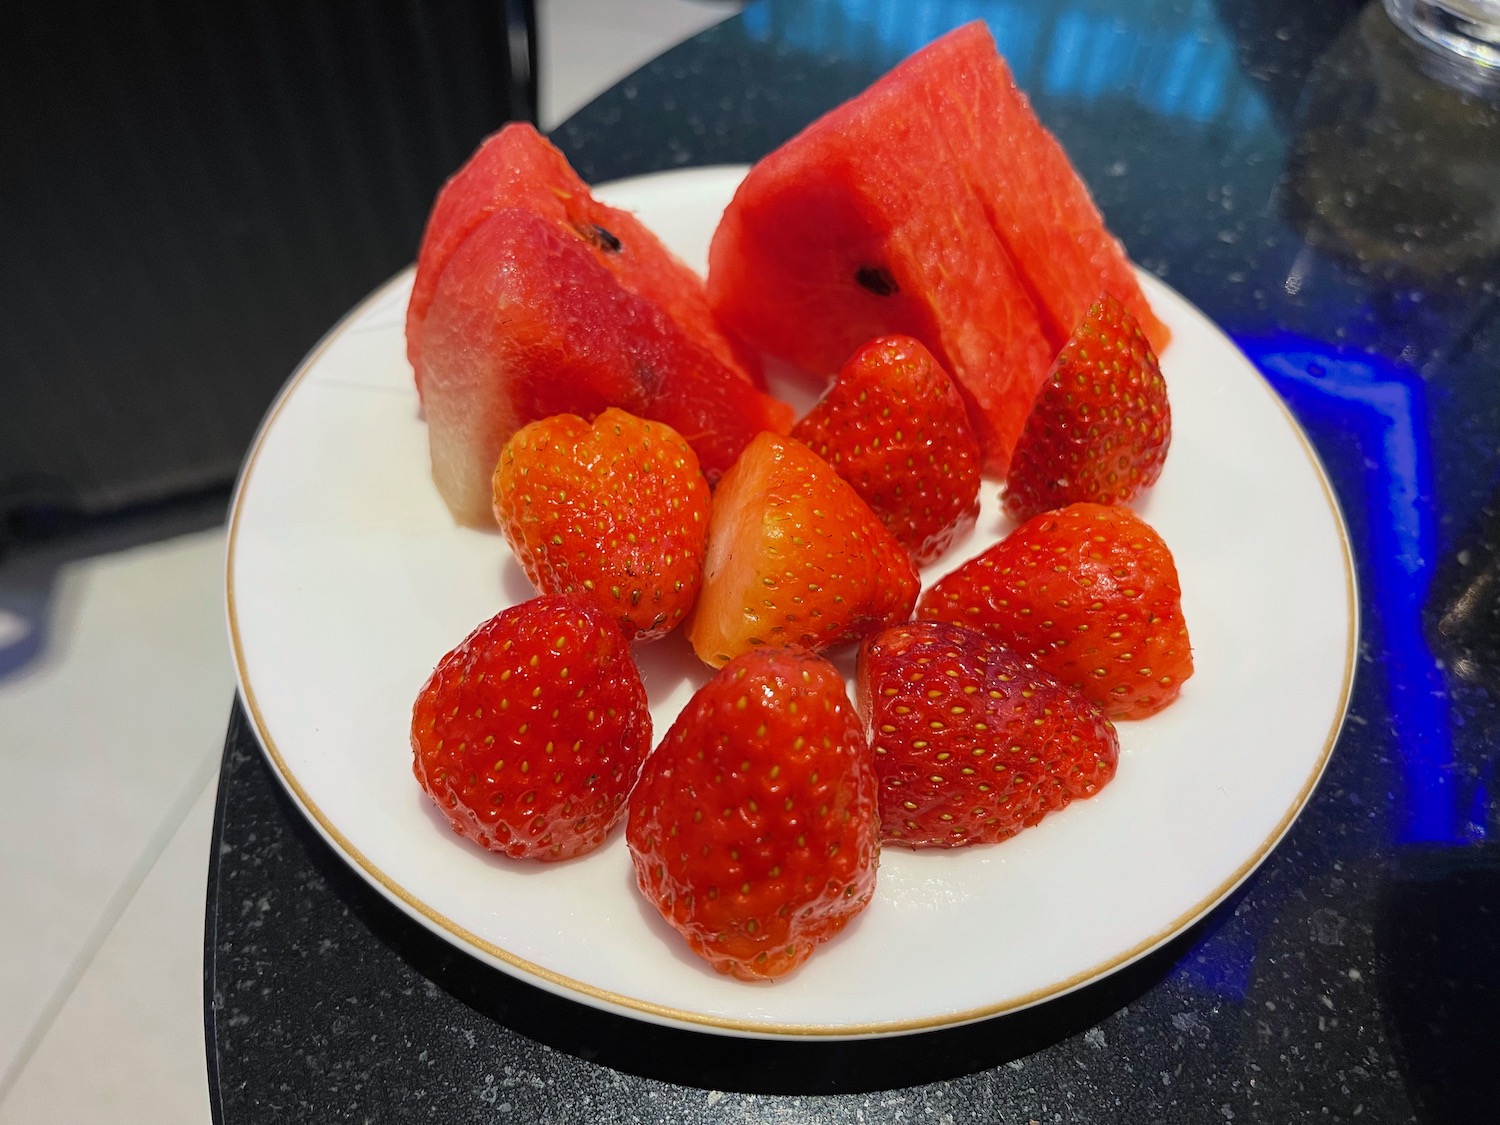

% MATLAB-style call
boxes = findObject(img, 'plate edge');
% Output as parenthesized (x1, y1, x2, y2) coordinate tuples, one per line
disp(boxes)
(221, 171, 1362, 1040)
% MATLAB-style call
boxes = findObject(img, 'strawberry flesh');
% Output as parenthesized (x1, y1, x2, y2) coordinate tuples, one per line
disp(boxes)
(686, 432, 920, 668)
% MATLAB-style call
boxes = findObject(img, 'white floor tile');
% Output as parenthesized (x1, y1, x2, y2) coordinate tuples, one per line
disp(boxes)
(0, 529, 233, 1086)
(0, 771, 218, 1125)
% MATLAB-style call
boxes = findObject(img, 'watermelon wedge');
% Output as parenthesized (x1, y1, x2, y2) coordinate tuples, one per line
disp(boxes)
(419, 208, 793, 527)
(707, 22, 1169, 475)
(408, 125, 792, 526)
(408, 123, 758, 391)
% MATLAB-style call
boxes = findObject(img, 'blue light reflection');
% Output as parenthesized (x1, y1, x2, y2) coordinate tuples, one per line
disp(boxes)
(741, 0, 1271, 131)
(1240, 339, 1460, 846)
(1173, 337, 1464, 1004)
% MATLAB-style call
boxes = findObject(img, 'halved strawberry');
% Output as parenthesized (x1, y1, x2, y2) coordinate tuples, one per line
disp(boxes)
(626, 646, 879, 980)
(792, 335, 982, 566)
(492, 408, 710, 642)
(1003, 293, 1170, 523)
(410, 595, 651, 860)
(685, 432, 920, 668)
(917, 502, 1192, 719)
(857, 620, 1119, 847)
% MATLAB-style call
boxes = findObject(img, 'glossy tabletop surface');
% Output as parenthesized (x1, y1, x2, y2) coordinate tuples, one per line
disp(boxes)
(207, 1, 1500, 1120)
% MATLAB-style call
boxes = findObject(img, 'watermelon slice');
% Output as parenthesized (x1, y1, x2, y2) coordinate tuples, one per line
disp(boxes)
(408, 123, 758, 391)
(409, 124, 792, 526)
(707, 22, 1170, 474)
(419, 207, 792, 526)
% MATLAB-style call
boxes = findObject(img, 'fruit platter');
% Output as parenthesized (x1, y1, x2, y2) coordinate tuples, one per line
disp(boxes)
(226, 25, 1356, 1037)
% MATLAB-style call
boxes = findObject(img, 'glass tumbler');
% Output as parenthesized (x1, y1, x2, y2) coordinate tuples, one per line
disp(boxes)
(1383, 0, 1500, 70)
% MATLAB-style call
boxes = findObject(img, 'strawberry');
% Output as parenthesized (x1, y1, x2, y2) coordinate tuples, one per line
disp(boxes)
(685, 432, 920, 668)
(857, 620, 1119, 847)
(410, 595, 651, 861)
(1002, 293, 1170, 523)
(626, 647, 879, 980)
(792, 335, 982, 566)
(492, 408, 711, 642)
(917, 502, 1192, 719)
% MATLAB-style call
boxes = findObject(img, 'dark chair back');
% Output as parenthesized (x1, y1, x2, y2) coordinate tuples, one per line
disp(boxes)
(0, 0, 536, 545)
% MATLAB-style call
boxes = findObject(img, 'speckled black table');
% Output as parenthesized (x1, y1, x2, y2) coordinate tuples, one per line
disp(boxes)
(207, 1, 1500, 1121)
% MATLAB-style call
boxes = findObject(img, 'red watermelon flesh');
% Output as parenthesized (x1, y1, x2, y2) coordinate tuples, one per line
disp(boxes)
(706, 76, 1056, 471)
(406, 123, 758, 392)
(418, 207, 792, 526)
(707, 22, 1169, 474)
(914, 28, 1168, 353)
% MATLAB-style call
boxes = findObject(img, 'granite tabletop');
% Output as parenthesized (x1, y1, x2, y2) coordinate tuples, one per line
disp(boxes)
(207, 1, 1500, 1121)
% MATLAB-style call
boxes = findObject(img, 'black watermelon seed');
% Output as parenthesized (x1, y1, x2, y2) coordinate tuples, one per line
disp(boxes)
(573, 220, 623, 253)
(855, 265, 899, 296)
(591, 224, 623, 252)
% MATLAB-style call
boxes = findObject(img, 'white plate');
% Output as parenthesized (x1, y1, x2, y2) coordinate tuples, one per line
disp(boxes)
(226, 165, 1356, 1040)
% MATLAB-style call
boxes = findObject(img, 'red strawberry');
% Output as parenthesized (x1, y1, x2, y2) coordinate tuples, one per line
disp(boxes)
(857, 620, 1119, 847)
(792, 335, 982, 566)
(917, 502, 1192, 719)
(410, 595, 651, 861)
(1003, 294, 1170, 523)
(626, 647, 879, 980)
(492, 408, 711, 642)
(685, 432, 920, 668)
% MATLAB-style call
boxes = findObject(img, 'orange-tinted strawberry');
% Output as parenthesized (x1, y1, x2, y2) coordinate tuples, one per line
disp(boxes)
(792, 335, 982, 566)
(918, 502, 1192, 719)
(493, 409, 710, 642)
(686, 432, 920, 668)
(1003, 294, 1171, 523)
(626, 646, 879, 980)
(857, 620, 1118, 847)
(410, 595, 651, 861)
